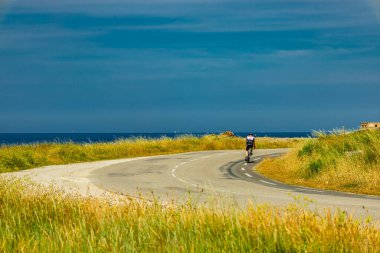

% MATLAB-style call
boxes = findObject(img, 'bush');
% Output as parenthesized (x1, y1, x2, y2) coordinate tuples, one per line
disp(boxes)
(308, 159, 323, 176)
(298, 141, 314, 157)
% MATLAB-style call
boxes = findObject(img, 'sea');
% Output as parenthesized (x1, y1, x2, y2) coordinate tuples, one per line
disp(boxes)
(0, 132, 312, 146)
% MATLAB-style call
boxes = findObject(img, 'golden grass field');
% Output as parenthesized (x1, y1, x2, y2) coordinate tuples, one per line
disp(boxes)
(0, 134, 304, 173)
(0, 179, 379, 252)
(257, 130, 380, 195)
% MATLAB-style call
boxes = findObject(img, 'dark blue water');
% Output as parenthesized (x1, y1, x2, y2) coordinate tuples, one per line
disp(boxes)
(0, 132, 311, 145)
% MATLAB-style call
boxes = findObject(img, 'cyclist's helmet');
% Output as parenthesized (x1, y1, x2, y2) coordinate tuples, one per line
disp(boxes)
(248, 133, 253, 136)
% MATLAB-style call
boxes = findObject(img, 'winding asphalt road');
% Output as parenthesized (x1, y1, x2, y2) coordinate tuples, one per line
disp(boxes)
(90, 149, 380, 220)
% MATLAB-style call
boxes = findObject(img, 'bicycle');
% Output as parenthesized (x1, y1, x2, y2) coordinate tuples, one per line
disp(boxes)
(245, 146, 253, 162)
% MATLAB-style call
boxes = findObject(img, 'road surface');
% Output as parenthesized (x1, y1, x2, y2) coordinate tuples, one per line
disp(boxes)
(89, 149, 380, 220)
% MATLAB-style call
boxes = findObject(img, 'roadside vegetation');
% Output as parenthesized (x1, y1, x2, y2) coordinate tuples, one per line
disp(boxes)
(0, 179, 378, 252)
(257, 130, 380, 195)
(0, 133, 304, 173)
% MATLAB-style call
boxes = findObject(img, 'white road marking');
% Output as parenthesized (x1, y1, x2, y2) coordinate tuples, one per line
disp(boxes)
(171, 157, 208, 187)
(260, 180, 277, 186)
(244, 163, 248, 166)
(241, 168, 245, 171)
(169, 154, 240, 194)
(244, 173, 253, 178)
(253, 158, 261, 161)
(296, 188, 323, 193)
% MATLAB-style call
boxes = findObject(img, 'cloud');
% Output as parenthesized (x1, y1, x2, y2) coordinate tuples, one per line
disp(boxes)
(367, 0, 380, 22)
(6, 0, 378, 32)
(0, 0, 14, 23)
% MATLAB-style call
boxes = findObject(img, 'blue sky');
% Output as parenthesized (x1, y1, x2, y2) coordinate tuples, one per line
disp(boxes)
(0, 0, 379, 133)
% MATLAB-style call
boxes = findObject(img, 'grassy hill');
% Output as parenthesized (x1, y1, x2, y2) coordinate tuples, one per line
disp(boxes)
(257, 130, 380, 195)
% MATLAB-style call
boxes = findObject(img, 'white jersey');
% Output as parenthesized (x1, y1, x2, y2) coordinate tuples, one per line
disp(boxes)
(246, 135, 255, 145)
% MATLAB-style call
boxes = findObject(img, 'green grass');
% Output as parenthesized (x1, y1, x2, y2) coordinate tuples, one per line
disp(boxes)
(257, 130, 380, 195)
(0, 178, 379, 252)
(0, 134, 304, 173)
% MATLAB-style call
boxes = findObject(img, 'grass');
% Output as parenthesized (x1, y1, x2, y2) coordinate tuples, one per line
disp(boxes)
(0, 134, 304, 173)
(257, 130, 380, 195)
(0, 178, 379, 253)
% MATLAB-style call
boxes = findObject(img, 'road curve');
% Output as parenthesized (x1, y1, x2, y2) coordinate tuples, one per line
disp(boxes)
(90, 149, 380, 220)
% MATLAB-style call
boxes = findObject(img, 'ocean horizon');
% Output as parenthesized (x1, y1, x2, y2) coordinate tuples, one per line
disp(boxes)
(0, 132, 312, 145)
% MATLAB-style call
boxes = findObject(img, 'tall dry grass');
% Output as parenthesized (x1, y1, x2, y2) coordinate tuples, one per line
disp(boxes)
(0, 179, 378, 252)
(257, 130, 380, 195)
(0, 135, 304, 173)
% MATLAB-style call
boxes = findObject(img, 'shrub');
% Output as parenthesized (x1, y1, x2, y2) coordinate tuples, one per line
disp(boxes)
(308, 159, 323, 176)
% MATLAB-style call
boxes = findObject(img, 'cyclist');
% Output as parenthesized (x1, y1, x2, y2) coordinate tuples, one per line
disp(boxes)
(246, 133, 256, 156)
